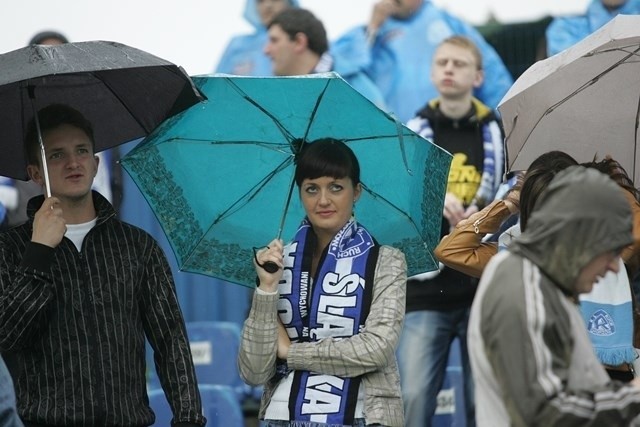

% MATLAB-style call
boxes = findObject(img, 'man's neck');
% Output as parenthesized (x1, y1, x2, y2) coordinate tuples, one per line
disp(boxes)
(288, 52, 321, 75)
(56, 194, 98, 225)
(437, 95, 474, 120)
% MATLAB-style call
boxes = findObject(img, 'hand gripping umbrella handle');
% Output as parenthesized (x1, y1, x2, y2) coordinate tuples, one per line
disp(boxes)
(253, 247, 281, 273)
(261, 262, 280, 273)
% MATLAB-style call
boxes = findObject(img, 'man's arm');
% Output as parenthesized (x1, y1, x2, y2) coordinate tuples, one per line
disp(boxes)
(141, 241, 205, 427)
(0, 198, 64, 351)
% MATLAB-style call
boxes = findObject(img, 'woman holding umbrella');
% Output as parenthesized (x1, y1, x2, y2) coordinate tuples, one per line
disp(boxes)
(238, 138, 406, 427)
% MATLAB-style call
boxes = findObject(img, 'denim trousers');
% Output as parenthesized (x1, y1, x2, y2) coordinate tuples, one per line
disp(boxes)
(259, 420, 382, 427)
(397, 308, 475, 427)
(0, 356, 23, 427)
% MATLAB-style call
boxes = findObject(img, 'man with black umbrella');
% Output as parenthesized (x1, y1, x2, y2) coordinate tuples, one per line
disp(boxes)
(0, 104, 205, 426)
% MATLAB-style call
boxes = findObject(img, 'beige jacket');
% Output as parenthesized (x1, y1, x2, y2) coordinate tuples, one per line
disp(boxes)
(238, 245, 406, 426)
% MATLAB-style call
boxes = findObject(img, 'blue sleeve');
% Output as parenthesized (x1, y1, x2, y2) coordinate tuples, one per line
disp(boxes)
(545, 16, 588, 57)
(215, 36, 245, 74)
(330, 26, 372, 74)
(344, 73, 387, 111)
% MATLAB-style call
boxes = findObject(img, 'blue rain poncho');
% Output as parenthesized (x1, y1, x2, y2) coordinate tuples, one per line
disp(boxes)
(215, 0, 300, 76)
(546, 0, 640, 56)
(331, 0, 513, 123)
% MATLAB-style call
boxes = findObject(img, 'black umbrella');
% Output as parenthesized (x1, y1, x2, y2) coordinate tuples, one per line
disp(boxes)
(0, 40, 204, 195)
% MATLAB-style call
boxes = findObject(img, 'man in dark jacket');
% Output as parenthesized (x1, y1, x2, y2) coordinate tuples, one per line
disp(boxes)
(0, 104, 205, 426)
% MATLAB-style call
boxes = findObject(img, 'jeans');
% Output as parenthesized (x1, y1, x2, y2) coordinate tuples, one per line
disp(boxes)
(259, 420, 382, 427)
(397, 308, 475, 427)
(0, 356, 23, 427)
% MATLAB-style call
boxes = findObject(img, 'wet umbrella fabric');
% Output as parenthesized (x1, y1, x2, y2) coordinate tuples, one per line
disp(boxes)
(0, 40, 204, 180)
(121, 73, 452, 287)
(499, 14, 640, 182)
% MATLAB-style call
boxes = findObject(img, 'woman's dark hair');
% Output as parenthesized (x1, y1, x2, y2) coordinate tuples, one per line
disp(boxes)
(519, 151, 578, 231)
(582, 157, 640, 202)
(294, 138, 360, 187)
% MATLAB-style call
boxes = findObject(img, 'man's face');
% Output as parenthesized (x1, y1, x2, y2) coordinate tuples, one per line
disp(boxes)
(264, 24, 298, 76)
(392, 0, 423, 18)
(431, 43, 483, 100)
(601, 0, 627, 9)
(257, 0, 290, 26)
(27, 124, 98, 201)
(574, 251, 621, 294)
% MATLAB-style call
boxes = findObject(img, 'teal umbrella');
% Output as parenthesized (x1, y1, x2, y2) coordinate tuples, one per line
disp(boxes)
(120, 73, 451, 287)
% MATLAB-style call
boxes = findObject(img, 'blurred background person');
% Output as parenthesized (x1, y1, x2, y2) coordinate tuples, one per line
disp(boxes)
(265, 8, 386, 108)
(216, 0, 299, 76)
(546, 0, 640, 56)
(331, 0, 513, 123)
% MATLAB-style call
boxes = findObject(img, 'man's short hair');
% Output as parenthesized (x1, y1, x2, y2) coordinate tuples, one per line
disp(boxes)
(269, 8, 328, 56)
(439, 35, 483, 70)
(29, 30, 68, 45)
(25, 104, 95, 166)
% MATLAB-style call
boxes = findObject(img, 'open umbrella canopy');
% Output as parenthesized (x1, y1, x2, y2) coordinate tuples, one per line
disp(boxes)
(0, 40, 204, 180)
(499, 14, 640, 182)
(121, 73, 452, 287)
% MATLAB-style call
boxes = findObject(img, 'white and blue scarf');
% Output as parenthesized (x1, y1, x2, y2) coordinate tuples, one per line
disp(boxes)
(278, 218, 378, 425)
(579, 258, 636, 366)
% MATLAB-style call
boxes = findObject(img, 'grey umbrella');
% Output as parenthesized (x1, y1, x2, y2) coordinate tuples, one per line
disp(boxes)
(0, 40, 204, 195)
(499, 14, 640, 182)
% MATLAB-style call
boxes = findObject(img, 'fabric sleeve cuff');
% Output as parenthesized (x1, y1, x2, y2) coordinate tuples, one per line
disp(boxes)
(20, 242, 56, 272)
(286, 342, 311, 370)
(250, 290, 280, 322)
(255, 287, 278, 296)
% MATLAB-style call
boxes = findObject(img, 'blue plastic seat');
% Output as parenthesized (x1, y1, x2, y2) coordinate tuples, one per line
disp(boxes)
(185, 321, 250, 400)
(200, 384, 244, 427)
(148, 384, 243, 427)
(147, 388, 172, 426)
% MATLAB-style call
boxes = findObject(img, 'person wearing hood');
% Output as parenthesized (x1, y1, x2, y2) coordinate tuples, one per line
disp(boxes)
(469, 166, 640, 426)
(264, 8, 386, 109)
(331, 0, 512, 123)
(215, 0, 299, 76)
(546, 0, 640, 56)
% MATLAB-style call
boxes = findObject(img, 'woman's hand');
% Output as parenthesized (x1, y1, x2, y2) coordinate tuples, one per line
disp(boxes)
(277, 321, 290, 360)
(254, 238, 284, 292)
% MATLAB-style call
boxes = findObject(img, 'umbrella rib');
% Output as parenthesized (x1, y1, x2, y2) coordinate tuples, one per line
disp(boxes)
(224, 78, 297, 145)
(514, 45, 640, 166)
(91, 71, 155, 133)
(182, 156, 294, 271)
(360, 183, 422, 237)
(210, 157, 294, 224)
(162, 137, 293, 153)
(302, 79, 331, 145)
(547, 45, 640, 114)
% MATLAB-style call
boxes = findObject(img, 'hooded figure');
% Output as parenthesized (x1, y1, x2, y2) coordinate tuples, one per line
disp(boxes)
(546, 0, 640, 56)
(468, 166, 640, 426)
(215, 0, 300, 76)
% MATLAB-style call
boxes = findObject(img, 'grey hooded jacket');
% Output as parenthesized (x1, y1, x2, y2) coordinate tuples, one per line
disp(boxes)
(468, 166, 640, 426)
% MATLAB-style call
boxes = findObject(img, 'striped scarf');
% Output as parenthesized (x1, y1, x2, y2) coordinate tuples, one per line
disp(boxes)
(408, 97, 504, 207)
(279, 218, 378, 425)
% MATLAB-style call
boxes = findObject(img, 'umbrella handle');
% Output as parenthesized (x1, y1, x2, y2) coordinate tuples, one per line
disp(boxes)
(261, 262, 280, 273)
